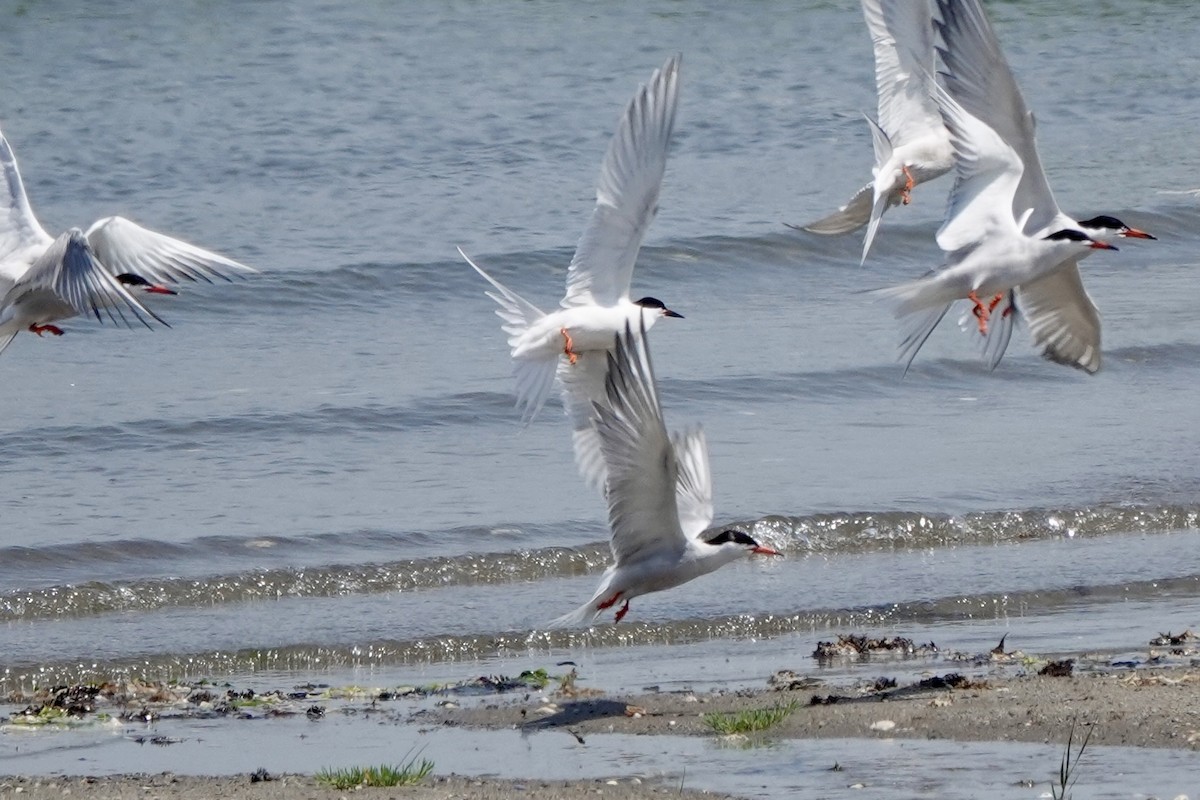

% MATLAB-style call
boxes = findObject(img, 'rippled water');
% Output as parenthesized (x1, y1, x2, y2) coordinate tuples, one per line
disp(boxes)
(2, 0, 1200, 787)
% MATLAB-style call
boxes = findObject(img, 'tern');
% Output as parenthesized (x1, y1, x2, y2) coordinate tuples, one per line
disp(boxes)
(935, 0, 1154, 373)
(461, 55, 683, 494)
(0, 122, 255, 358)
(873, 77, 1118, 371)
(550, 319, 781, 627)
(796, 0, 953, 264)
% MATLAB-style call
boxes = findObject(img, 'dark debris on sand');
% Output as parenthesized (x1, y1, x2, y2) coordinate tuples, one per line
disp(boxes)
(812, 633, 939, 663)
(807, 671, 987, 706)
(3, 669, 561, 728)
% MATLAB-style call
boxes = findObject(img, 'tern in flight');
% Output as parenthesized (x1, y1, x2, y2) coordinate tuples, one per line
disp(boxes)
(550, 319, 781, 627)
(934, 0, 1154, 372)
(0, 123, 255, 357)
(873, 76, 1118, 371)
(796, 0, 953, 264)
(461, 55, 684, 493)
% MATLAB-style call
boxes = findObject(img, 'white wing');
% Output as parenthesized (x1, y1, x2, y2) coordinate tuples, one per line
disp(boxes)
(865, 0, 942, 148)
(562, 55, 680, 309)
(593, 319, 688, 567)
(671, 426, 714, 540)
(931, 81, 1024, 254)
(1, 229, 165, 329)
(934, 0, 1065, 235)
(557, 350, 610, 494)
(85, 216, 255, 285)
(0, 125, 53, 272)
(1014, 260, 1101, 373)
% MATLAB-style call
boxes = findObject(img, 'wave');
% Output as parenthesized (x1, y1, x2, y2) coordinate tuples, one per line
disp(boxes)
(165, 200, 1200, 325)
(8, 327, 1198, 461)
(6, 570, 1200, 690)
(0, 393, 518, 459)
(2, 503, 1194, 623)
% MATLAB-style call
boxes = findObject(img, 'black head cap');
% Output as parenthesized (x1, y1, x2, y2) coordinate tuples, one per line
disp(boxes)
(1043, 228, 1091, 243)
(1076, 215, 1126, 231)
(635, 296, 684, 318)
(704, 529, 759, 547)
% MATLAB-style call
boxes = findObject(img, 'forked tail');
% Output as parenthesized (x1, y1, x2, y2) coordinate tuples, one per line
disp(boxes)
(547, 601, 600, 629)
(898, 303, 951, 375)
(547, 569, 617, 628)
(457, 247, 558, 423)
(861, 115, 897, 265)
(796, 182, 873, 236)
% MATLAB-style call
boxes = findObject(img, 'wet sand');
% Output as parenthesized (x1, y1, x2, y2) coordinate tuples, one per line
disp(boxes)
(0, 774, 735, 799)
(4, 662, 1200, 798)
(445, 668, 1200, 749)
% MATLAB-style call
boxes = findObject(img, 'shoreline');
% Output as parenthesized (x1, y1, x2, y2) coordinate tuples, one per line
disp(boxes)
(441, 667, 1200, 750)
(5, 658, 1200, 798)
(0, 774, 738, 799)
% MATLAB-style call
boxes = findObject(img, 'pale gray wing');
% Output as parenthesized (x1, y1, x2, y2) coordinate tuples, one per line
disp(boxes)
(562, 55, 680, 309)
(930, 81, 1024, 253)
(0, 125, 53, 268)
(557, 350, 610, 495)
(3, 229, 166, 328)
(934, 0, 1062, 234)
(85, 216, 256, 285)
(865, 0, 942, 148)
(1014, 260, 1101, 373)
(671, 426, 714, 541)
(593, 319, 688, 566)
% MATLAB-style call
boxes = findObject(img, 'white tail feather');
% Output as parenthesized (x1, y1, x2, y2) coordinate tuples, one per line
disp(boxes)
(547, 601, 600, 629)
(548, 567, 618, 628)
(862, 116, 896, 265)
(458, 247, 559, 423)
(898, 303, 951, 374)
(798, 182, 874, 235)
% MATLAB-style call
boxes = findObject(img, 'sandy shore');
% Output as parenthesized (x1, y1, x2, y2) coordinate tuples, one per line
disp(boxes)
(5, 658, 1200, 798)
(0, 774, 736, 799)
(440, 667, 1200, 749)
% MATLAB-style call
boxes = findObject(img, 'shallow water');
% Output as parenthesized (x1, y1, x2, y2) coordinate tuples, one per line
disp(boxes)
(2, 0, 1200, 790)
(5, 718, 1200, 800)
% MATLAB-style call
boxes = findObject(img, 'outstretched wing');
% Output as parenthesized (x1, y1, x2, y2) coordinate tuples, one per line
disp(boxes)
(2, 229, 166, 329)
(865, 0, 942, 149)
(934, 0, 1065, 235)
(562, 55, 680, 309)
(1015, 260, 1101, 373)
(593, 318, 689, 566)
(0, 124, 53, 270)
(930, 80, 1024, 254)
(671, 426, 714, 540)
(558, 350, 610, 494)
(85, 216, 255, 285)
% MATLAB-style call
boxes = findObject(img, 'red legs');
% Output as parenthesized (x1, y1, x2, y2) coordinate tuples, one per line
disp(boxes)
(900, 166, 916, 205)
(560, 327, 578, 365)
(967, 291, 991, 335)
(596, 590, 629, 623)
(968, 292, 1009, 336)
(28, 323, 64, 337)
